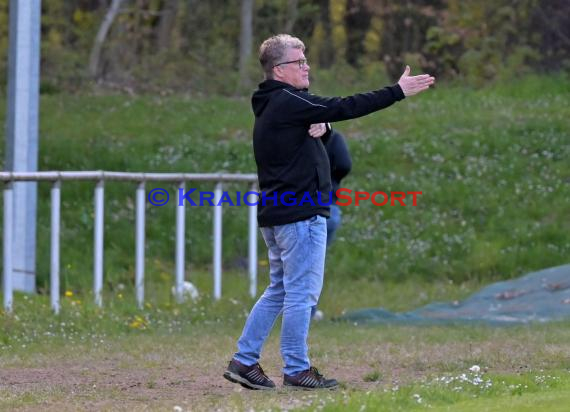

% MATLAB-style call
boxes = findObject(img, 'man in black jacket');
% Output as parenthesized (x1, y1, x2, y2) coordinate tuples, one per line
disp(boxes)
(223, 34, 434, 390)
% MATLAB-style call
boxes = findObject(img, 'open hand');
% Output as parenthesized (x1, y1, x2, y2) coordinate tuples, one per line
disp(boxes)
(397, 65, 435, 97)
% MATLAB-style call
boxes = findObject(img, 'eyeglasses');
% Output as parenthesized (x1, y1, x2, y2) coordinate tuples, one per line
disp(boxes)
(272, 58, 308, 69)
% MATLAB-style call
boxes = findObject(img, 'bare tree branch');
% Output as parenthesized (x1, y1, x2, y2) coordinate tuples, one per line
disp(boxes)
(238, 0, 254, 88)
(89, 0, 126, 79)
(284, 0, 299, 33)
(157, 0, 178, 51)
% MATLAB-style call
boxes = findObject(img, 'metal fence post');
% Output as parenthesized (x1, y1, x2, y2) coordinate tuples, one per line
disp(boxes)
(213, 182, 223, 300)
(175, 182, 186, 303)
(5, 0, 41, 293)
(3, 182, 14, 313)
(50, 181, 61, 314)
(248, 184, 258, 298)
(135, 181, 145, 308)
(93, 180, 105, 307)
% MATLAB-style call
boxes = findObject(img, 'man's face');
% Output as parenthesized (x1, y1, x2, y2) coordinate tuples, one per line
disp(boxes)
(273, 47, 310, 89)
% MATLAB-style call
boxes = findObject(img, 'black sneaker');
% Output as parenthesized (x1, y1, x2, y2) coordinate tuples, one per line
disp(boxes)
(223, 359, 276, 390)
(283, 366, 338, 389)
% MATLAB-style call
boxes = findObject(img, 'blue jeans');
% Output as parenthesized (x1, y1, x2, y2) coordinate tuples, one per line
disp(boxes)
(233, 215, 327, 375)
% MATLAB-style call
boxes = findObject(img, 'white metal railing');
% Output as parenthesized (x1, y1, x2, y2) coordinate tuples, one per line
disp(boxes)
(1, 171, 259, 314)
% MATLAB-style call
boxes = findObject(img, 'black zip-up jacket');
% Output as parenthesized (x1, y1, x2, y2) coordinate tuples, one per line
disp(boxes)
(252, 79, 405, 227)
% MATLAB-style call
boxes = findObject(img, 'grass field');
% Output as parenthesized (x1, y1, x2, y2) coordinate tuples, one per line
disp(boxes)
(0, 75, 569, 410)
(0, 75, 568, 291)
(2, 309, 570, 410)
(2, 274, 570, 411)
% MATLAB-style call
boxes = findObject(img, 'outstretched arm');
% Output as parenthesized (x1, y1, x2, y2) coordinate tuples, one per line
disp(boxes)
(276, 67, 435, 125)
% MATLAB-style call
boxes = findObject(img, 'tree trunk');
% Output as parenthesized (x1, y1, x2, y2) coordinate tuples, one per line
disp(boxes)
(89, 0, 126, 79)
(156, 0, 178, 50)
(238, 0, 254, 88)
(284, 0, 299, 32)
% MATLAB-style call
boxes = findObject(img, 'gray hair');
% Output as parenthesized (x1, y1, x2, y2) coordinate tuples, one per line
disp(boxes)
(259, 34, 305, 79)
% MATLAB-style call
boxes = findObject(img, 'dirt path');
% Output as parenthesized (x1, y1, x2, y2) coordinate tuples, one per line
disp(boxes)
(0, 356, 398, 411)
(3, 325, 568, 411)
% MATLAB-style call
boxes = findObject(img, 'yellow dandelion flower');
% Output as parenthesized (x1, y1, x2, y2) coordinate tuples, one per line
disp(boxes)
(65, 290, 73, 297)
(129, 320, 142, 329)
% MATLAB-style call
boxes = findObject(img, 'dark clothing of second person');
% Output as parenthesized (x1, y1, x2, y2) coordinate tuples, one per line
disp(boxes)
(325, 131, 352, 201)
(252, 79, 405, 227)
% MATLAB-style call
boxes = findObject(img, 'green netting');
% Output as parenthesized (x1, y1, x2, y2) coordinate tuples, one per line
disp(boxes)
(340, 264, 570, 325)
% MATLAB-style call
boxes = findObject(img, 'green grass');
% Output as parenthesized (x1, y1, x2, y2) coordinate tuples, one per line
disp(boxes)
(0, 270, 484, 351)
(2, 292, 570, 411)
(2, 275, 570, 410)
(1, 75, 569, 292)
(297, 371, 570, 411)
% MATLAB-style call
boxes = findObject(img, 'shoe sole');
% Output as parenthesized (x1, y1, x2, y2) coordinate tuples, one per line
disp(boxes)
(223, 371, 275, 390)
(283, 382, 339, 391)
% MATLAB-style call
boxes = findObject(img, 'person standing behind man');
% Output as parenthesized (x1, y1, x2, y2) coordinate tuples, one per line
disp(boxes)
(324, 130, 352, 246)
(223, 34, 434, 390)
(310, 129, 352, 322)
